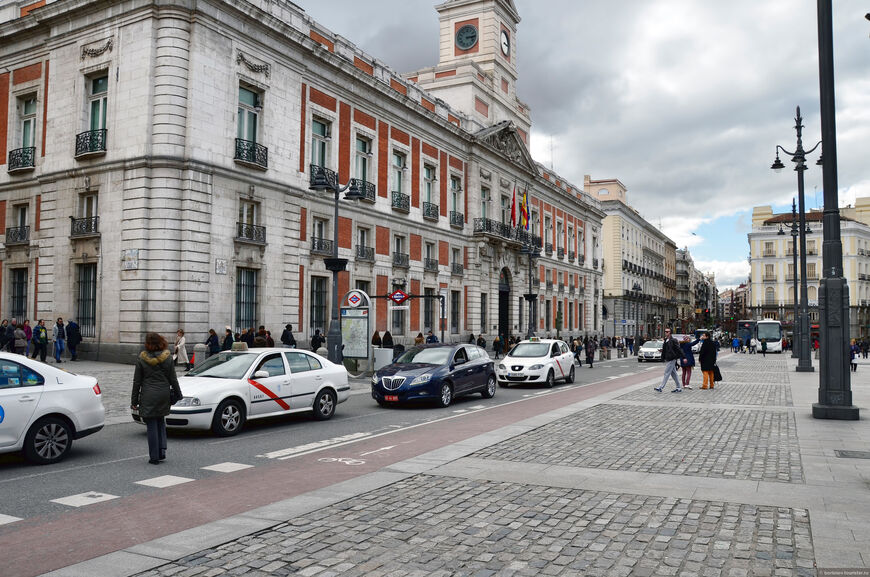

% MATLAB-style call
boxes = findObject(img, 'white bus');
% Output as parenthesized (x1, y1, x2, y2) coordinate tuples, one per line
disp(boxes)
(756, 319, 783, 352)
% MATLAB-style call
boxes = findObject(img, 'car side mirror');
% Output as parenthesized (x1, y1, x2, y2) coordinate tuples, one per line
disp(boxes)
(454, 358, 466, 366)
(253, 370, 269, 378)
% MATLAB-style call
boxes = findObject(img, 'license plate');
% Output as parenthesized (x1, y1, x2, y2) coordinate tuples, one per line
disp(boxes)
(508, 372, 524, 377)
(385, 395, 399, 402)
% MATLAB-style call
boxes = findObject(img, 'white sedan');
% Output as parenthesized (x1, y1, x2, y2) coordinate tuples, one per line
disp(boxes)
(0, 353, 105, 464)
(133, 348, 350, 436)
(496, 338, 576, 388)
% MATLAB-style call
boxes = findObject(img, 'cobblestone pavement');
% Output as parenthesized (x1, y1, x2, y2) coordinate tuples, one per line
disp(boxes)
(134, 475, 815, 577)
(616, 383, 793, 406)
(472, 405, 803, 483)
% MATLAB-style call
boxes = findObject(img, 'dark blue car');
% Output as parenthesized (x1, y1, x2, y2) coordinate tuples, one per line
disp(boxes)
(371, 343, 496, 407)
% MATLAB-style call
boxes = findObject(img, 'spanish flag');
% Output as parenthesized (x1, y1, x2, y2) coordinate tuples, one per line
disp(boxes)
(521, 188, 530, 230)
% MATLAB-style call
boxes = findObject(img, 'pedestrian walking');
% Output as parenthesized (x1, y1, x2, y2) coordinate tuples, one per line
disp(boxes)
(655, 328, 684, 392)
(31, 320, 48, 362)
(850, 339, 859, 372)
(492, 334, 501, 359)
(280, 324, 296, 348)
(130, 332, 182, 465)
(52, 317, 66, 363)
(679, 336, 696, 390)
(66, 319, 82, 361)
(750, 337, 758, 354)
(0, 320, 7, 351)
(174, 329, 190, 370)
(221, 327, 234, 351)
(861, 339, 868, 359)
(204, 329, 220, 356)
(698, 332, 717, 389)
(584, 337, 596, 368)
(6, 319, 17, 353)
(241, 327, 255, 348)
(23, 319, 32, 357)
(414, 332, 425, 346)
(760, 338, 767, 357)
(310, 328, 325, 351)
(265, 331, 274, 347)
(13, 322, 27, 355)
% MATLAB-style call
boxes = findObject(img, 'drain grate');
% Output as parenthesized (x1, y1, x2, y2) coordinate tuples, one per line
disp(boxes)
(834, 450, 870, 459)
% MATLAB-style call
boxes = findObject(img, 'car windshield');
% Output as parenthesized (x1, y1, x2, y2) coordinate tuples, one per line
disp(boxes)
(186, 352, 259, 379)
(396, 347, 452, 365)
(509, 343, 550, 358)
(643, 340, 664, 349)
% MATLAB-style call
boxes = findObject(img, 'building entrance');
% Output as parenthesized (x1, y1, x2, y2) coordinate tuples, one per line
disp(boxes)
(498, 268, 511, 342)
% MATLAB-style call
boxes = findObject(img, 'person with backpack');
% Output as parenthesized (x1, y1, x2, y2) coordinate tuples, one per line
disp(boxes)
(31, 319, 48, 362)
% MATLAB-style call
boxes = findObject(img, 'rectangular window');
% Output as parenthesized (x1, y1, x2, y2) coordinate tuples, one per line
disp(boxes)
(76, 263, 97, 337)
(452, 248, 460, 264)
(423, 165, 435, 203)
(481, 187, 490, 220)
(355, 137, 371, 182)
(313, 218, 327, 241)
(545, 299, 552, 332)
(500, 195, 509, 224)
(355, 280, 370, 295)
(309, 276, 328, 334)
(392, 151, 406, 193)
(89, 75, 108, 131)
(21, 95, 37, 148)
(808, 262, 817, 278)
(518, 296, 524, 335)
(424, 287, 435, 332)
(237, 86, 259, 142)
(15, 204, 28, 228)
(239, 200, 257, 225)
(450, 176, 461, 211)
(394, 235, 404, 254)
(357, 227, 369, 247)
(235, 268, 258, 332)
(480, 293, 487, 333)
(10, 268, 27, 321)
(450, 290, 461, 334)
(425, 243, 434, 260)
(79, 193, 98, 219)
(311, 119, 330, 168)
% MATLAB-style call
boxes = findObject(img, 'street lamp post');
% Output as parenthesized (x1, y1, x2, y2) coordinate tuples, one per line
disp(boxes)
(309, 165, 363, 365)
(771, 107, 817, 372)
(632, 282, 642, 354)
(523, 244, 540, 339)
(813, 0, 858, 419)
(779, 200, 801, 358)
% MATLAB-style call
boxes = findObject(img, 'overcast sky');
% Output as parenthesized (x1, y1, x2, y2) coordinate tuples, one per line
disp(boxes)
(298, 0, 869, 289)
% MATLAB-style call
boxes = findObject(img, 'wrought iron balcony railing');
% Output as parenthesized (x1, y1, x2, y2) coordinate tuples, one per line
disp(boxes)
(392, 252, 410, 268)
(5, 225, 30, 246)
(558, 283, 565, 293)
(391, 191, 410, 212)
(806, 273, 819, 280)
(236, 222, 266, 244)
(75, 129, 107, 157)
(569, 284, 576, 294)
(807, 249, 818, 255)
(311, 236, 333, 255)
(451, 262, 464, 276)
(546, 280, 554, 291)
(423, 257, 439, 272)
(763, 251, 777, 257)
(70, 216, 99, 238)
(356, 245, 375, 262)
(450, 211, 464, 228)
(763, 274, 777, 282)
(8, 147, 35, 172)
(568, 251, 575, 262)
(422, 202, 439, 220)
(545, 242, 553, 256)
(310, 164, 338, 189)
(557, 248, 565, 259)
(350, 178, 376, 203)
(234, 138, 268, 169)
(593, 258, 599, 269)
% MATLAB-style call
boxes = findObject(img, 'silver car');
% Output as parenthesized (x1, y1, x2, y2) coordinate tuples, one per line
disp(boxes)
(637, 340, 664, 362)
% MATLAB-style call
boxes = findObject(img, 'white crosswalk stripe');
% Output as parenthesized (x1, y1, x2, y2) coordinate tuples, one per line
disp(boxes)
(0, 513, 22, 525)
(201, 462, 253, 473)
(51, 491, 118, 507)
(135, 475, 194, 489)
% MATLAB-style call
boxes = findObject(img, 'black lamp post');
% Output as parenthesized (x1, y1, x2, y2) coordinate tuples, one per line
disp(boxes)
(779, 199, 801, 358)
(632, 282, 642, 354)
(771, 107, 817, 372)
(523, 243, 540, 339)
(813, 0, 858, 419)
(309, 165, 363, 364)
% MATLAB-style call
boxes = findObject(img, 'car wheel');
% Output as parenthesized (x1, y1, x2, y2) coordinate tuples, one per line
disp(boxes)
(24, 417, 73, 465)
(481, 375, 496, 399)
(212, 398, 246, 437)
(545, 370, 555, 388)
(566, 366, 575, 384)
(313, 389, 337, 420)
(437, 383, 453, 407)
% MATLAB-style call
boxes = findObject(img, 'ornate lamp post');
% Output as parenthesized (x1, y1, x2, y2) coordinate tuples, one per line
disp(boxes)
(813, 0, 857, 419)
(779, 199, 801, 358)
(309, 165, 363, 364)
(522, 243, 541, 339)
(771, 107, 817, 372)
(632, 282, 642, 354)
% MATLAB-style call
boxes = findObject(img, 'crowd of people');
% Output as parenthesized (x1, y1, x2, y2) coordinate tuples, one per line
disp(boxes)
(0, 317, 81, 363)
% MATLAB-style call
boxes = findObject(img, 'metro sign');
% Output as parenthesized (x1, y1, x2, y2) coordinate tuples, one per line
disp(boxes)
(388, 289, 409, 304)
(348, 293, 362, 307)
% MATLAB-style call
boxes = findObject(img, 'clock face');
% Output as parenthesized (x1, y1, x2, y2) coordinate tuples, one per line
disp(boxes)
(500, 30, 510, 55)
(456, 24, 478, 50)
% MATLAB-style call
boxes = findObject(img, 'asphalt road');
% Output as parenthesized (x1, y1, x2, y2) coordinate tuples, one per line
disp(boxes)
(0, 355, 658, 523)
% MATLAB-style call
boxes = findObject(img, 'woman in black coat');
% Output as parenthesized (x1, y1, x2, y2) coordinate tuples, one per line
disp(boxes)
(698, 332, 717, 389)
(131, 332, 182, 464)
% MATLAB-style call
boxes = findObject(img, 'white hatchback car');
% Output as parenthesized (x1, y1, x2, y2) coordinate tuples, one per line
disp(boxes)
(133, 348, 350, 436)
(0, 353, 105, 464)
(637, 340, 664, 362)
(497, 338, 576, 388)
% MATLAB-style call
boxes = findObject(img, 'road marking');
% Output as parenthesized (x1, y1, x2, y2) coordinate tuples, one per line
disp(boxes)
(360, 446, 395, 456)
(618, 372, 634, 377)
(452, 409, 468, 413)
(135, 475, 195, 489)
(0, 513, 21, 525)
(201, 462, 253, 473)
(318, 457, 365, 466)
(259, 432, 372, 460)
(51, 491, 118, 507)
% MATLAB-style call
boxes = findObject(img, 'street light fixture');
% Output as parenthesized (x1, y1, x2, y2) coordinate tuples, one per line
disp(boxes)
(309, 164, 364, 365)
(522, 243, 541, 339)
(771, 106, 817, 373)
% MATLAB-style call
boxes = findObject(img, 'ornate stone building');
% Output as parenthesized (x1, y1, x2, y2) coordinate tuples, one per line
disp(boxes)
(0, 0, 604, 360)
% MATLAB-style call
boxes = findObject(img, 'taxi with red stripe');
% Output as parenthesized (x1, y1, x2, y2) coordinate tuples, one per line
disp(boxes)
(131, 347, 349, 436)
(497, 337, 576, 388)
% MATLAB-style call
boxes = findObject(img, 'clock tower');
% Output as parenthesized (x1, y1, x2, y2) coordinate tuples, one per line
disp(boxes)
(406, 0, 530, 141)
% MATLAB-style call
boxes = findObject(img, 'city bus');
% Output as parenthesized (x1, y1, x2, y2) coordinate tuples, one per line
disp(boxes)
(736, 320, 757, 349)
(756, 319, 783, 352)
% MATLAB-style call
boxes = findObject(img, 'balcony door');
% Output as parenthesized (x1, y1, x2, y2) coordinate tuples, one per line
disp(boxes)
(89, 75, 108, 132)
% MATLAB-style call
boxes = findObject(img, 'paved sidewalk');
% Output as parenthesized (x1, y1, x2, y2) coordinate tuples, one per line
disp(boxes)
(46, 354, 869, 576)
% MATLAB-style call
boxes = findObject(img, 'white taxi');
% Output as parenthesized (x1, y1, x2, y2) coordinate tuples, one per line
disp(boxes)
(0, 353, 105, 464)
(132, 348, 350, 436)
(497, 338, 576, 388)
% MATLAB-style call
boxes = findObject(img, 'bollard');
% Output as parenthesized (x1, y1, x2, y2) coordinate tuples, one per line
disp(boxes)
(193, 343, 208, 368)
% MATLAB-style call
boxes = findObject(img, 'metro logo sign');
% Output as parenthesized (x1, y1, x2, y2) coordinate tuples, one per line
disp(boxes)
(388, 290, 409, 304)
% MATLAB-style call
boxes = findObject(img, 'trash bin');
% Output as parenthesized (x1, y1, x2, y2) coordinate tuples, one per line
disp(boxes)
(373, 348, 393, 371)
(193, 343, 208, 368)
